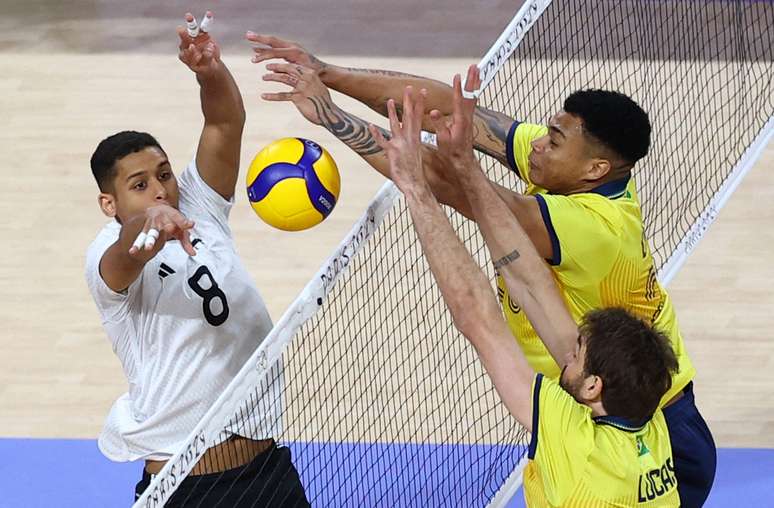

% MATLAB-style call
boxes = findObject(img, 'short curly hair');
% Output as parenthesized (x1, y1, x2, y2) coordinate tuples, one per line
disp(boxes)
(90, 131, 166, 192)
(564, 89, 651, 165)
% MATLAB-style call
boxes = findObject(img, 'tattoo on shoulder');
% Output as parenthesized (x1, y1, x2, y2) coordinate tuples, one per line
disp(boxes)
(309, 97, 385, 157)
(492, 249, 521, 270)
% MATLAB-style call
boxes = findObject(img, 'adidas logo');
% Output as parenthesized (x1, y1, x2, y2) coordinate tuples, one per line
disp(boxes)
(158, 263, 176, 279)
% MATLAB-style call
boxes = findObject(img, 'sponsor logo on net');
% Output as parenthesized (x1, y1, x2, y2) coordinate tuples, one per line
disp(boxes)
(320, 211, 377, 294)
(143, 429, 208, 507)
(684, 205, 718, 254)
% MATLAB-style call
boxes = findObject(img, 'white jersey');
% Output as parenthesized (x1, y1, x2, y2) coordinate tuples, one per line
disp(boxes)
(85, 161, 281, 462)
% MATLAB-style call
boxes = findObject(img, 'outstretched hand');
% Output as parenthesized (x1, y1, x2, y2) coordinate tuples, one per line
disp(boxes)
(128, 205, 196, 259)
(260, 63, 333, 126)
(429, 64, 482, 176)
(369, 86, 428, 194)
(177, 11, 221, 77)
(245, 33, 327, 72)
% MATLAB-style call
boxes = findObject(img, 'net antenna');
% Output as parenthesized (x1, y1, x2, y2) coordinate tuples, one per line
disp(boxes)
(134, 0, 772, 505)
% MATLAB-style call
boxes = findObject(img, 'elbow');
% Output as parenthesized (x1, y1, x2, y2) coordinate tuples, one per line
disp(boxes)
(448, 290, 490, 343)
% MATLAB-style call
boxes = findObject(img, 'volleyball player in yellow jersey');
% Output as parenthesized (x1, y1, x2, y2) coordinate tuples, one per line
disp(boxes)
(250, 35, 716, 506)
(367, 76, 681, 506)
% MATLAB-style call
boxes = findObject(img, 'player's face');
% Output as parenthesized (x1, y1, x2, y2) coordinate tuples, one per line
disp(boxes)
(99, 147, 179, 223)
(559, 334, 588, 402)
(528, 111, 600, 193)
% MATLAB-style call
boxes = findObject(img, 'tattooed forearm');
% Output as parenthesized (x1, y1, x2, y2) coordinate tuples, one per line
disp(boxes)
(472, 107, 514, 164)
(344, 68, 424, 79)
(492, 249, 521, 270)
(475, 107, 511, 142)
(309, 54, 328, 72)
(309, 96, 386, 157)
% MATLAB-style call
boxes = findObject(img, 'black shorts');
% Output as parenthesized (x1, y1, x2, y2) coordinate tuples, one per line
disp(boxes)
(135, 443, 310, 508)
(663, 382, 717, 508)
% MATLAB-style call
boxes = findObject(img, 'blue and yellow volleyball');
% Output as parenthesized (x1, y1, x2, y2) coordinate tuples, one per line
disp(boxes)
(246, 138, 341, 231)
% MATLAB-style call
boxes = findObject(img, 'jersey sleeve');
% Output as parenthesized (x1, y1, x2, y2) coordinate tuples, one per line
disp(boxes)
(533, 192, 622, 282)
(177, 160, 235, 236)
(84, 227, 137, 322)
(505, 122, 547, 190)
(529, 374, 594, 498)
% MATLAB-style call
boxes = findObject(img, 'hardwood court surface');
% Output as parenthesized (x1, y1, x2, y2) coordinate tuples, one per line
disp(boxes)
(0, 1, 772, 449)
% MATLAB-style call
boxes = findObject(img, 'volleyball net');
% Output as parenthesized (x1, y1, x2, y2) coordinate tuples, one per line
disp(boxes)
(134, 1, 773, 506)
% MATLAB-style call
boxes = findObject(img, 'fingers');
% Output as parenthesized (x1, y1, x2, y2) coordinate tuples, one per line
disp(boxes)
(410, 89, 426, 137)
(262, 72, 300, 88)
(400, 86, 427, 139)
(464, 63, 482, 93)
(245, 32, 295, 48)
(142, 228, 159, 250)
(187, 44, 203, 67)
(176, 26, 192, 49)
(386, 99, 401, 136)
(129, 209, 195, 256)
(185, 12, 199, 38)
(402, 85, 414, 129)
(369, 124, 390, 151)
(261, 91, 298, 101)
(429, 109, 450, 140)
(199, 11, 213, 33)
(177, 228, 197, 256)
(452, 74, 464, 121)
(130, 230, 148, 255)
(251, 47, 300, 64)
(265, 62, 304, 77)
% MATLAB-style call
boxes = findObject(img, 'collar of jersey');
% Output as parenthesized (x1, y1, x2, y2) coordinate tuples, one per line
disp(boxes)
(592, 413, 651, 432)
(588, 173, 631, 199)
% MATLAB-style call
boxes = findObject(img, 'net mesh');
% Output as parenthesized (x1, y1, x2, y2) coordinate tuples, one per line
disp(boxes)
(137, 1, 773, 506)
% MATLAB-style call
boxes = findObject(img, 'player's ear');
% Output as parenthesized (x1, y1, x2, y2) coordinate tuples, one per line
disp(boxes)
(583, 374, 604, 402)
(98, 192, 117, 218)
(587, 158, 612, 180)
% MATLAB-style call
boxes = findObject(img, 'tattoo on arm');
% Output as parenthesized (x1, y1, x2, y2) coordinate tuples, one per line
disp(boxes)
(473, 107, 514, 164)
(310, 54, 328, 71)
(309, 96, 387, 157)
(345, 68, 424, 79)
(492, 249, 521, 270)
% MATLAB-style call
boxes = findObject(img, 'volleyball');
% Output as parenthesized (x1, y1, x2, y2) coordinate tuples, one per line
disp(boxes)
(246, 137, 341, 231)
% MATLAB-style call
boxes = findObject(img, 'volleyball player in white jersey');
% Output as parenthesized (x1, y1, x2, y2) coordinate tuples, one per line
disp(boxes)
(85, 13, 309, 507)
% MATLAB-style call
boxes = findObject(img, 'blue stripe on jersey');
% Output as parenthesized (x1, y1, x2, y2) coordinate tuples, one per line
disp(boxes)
(534, 194, 561, 266)
(506, 120, 522, 178)
(589, 174, 631, 199)
(528, 373, 544, 460)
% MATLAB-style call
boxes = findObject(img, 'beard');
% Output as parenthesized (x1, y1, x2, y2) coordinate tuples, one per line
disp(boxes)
(559, 364, 585, 404)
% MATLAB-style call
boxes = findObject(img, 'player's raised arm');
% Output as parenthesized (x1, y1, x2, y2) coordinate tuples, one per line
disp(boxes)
(179, 12, 246, 200)
(246, 33, 515, 166)
(369, 86, 535, 430)
(431, 65, 579, 366)
(257, 62, 476, 218)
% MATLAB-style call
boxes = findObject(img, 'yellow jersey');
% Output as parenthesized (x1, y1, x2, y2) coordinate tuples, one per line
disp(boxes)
(524, 374, 680, 507)
(500, 122, 695, 405)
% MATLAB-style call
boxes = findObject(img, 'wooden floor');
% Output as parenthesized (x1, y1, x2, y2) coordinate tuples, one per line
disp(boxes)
(0, 2, 772, 449)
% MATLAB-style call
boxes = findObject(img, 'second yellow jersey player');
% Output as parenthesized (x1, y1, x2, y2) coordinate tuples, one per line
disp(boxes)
(499, 122, 695, 406)
(524, 375, 679, 507)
